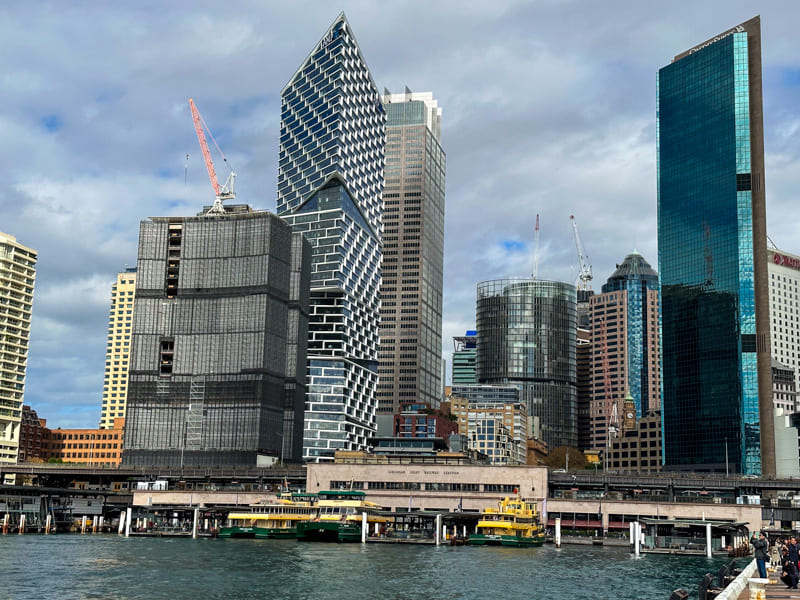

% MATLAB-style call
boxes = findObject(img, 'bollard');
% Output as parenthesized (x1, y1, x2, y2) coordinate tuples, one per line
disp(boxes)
(555, 517, 561, 548)
(361, 512, 367, 543)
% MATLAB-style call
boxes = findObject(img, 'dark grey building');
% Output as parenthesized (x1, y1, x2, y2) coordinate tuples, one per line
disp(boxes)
(123, 206, 311, 466)
(476, 279, 577, 449)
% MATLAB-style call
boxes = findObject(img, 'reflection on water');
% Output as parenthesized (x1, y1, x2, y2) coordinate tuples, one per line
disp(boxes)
(1, 535, 730, 600)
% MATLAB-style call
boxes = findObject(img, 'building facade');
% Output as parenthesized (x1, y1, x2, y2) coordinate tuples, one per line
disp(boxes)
(476, 279, 577, 449)
(589, 251, 660, 452)
(122, 207, 310, 466)
(99, 268, 137, 429)
(44, 419, 126, 466)
(0, 231, 37, 464)
(657, 17, 772, 475)
(769, 248, 800, 393)
(449, 395, 528, 466)
(18, 405, 45, 462)
(605, 410, 663, 474)
(452, 331, 478, 385)
(277, 13, 385, 462)
(377, 89, 445, 419)
(773, 359, 797, 413)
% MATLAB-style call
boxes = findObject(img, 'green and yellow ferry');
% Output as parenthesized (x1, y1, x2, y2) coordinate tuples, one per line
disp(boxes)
(296, 490, 390, 543)
(219, 492, 318, 539)
(467, 496, 546, 547)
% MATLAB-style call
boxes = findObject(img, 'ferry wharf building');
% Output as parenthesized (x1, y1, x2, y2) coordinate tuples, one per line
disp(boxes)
(657, 16, 773, 475)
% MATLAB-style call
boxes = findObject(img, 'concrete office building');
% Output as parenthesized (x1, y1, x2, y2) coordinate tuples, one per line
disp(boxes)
(0, 231, 36, 464)
(476, 279, 577, 449)
(123, 206, 311, 466)
(769, 248, 800, 394)
(589, 251, 660, 452)
(99, 267, 137, 429)
(277, 13, 385, 461)
(377, 89, 445, 420)
(658, 17, 772, 475)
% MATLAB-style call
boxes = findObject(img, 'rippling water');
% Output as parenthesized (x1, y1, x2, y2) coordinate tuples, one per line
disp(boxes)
(1, 535, 731, 600)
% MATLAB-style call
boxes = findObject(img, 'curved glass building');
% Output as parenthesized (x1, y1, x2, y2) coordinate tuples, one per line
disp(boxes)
(476, 279, 577, 449)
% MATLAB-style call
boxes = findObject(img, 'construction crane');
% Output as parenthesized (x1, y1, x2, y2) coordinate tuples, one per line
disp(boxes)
(532, 214, 540, 280)
(188, 98, 236, 215)
(569, 215, 593, 290)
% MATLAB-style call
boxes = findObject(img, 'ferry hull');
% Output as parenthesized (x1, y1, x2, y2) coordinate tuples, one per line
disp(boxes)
(468, 533, 545, 547)
(296, 521, 362, 543)
(219, 526, 298, 539)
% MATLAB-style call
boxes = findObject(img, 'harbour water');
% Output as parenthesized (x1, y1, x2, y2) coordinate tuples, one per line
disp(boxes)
(1, 535, 732, 599)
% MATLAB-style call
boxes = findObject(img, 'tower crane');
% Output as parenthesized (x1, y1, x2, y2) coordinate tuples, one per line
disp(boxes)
(532, 214, 540, 280)
(569, 215, 593, 290)
(188, 98, 236, 215)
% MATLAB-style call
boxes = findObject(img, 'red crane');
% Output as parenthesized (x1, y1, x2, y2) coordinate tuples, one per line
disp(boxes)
(188, 98, 236, 214)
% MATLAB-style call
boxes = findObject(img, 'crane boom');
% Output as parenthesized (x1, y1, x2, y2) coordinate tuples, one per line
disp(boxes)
(569, 214, 593, 290)
(188, 98, 235, 214)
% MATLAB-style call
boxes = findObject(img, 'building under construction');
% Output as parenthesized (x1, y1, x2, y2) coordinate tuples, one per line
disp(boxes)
(122, 206, 311, 467)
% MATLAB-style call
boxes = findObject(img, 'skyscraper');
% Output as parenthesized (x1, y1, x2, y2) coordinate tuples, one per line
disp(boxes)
(476, 279, 577, 449)
(123, 206, 310, 466)
(377, 89, 445, 418)
(277, 13, 385, 462)
(588, 251, 660, 452)
(657, 16, 772, 475)
(768, 247, 800, 395)
(0, 231, 36, 464)
(99, 267, 136, 429)
(452, 331, 478, 385)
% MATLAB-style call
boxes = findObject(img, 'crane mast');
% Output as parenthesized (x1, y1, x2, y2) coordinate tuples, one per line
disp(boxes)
(569, 214, 593, 290)
(188, 98, 236, 214)
(532, 214, 540, 280)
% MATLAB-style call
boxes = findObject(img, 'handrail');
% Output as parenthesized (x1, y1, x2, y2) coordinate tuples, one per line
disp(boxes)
(715, 559, 756, 600)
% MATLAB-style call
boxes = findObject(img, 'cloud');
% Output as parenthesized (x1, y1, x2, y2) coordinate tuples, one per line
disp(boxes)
(1, 1, 798, 428)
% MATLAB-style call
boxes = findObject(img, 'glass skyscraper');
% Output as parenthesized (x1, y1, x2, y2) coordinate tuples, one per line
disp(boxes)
(476, 279, 577, 449)
(377, 89, 445, 419)
(277, 13, 385, 462)
(657, 16, 773, 475)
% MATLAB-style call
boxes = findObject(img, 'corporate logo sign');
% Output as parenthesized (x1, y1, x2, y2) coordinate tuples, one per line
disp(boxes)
(688, 25, 745, 54)
(772, 251, 800, 270)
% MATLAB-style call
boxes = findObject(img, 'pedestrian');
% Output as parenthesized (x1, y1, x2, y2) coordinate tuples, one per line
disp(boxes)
(788, 536, 799, 568)
(752, 531, 769, 579)
(782, 548, 800, 589)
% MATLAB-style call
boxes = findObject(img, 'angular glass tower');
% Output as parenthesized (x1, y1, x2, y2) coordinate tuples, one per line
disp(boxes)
(377, 89, 445, 418)
(657, 16, 773, 475)
(277, 13, 385, 462)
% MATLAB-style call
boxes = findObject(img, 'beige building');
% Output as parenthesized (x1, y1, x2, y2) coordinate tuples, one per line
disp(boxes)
(306, 461, 548, 512)
(0, 231, 36, 464)
(99, 268, 136, 428)
(450, 393, 528, 465)
(769, 247, 800, 394)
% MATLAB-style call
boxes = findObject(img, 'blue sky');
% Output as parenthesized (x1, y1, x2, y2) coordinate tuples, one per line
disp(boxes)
(2, 1, 799, 428)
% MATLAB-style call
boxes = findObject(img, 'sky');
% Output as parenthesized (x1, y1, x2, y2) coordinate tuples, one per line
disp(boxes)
(2, 1, 799, 428)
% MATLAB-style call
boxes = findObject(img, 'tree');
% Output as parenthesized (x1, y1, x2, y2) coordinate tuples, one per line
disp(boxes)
(543, 446, 586, 470)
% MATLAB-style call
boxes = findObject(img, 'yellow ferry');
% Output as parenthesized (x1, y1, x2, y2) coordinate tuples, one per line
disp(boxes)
(467, 496, 546, 547)
(219, 492, 318, 539)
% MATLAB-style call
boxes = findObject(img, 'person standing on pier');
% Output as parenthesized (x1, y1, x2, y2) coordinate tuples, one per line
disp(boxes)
(752, 532, 769, 579)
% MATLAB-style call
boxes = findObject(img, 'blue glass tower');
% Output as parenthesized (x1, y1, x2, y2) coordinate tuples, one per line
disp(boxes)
(278, 13, 385, 462)
(657, 16, 773, 475)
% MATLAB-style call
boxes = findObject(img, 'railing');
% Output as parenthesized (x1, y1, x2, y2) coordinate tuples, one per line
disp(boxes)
(715, 559, 756, 600)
